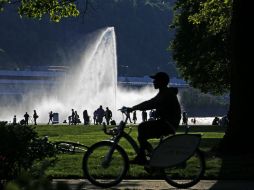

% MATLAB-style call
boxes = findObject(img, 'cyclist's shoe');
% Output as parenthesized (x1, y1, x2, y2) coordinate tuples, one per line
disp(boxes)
(129, 156, 148, 165)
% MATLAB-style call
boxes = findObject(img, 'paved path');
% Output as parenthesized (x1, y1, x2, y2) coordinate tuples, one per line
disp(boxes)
(53, 179, 254, 190)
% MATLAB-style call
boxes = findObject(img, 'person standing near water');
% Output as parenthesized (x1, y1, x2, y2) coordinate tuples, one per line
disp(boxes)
(133, 111, 137, 124)
(24, 112, 30, 125)
(13, 115, 17, 124)
(105, 107, 112, 125)
(33, 110, 39, 125)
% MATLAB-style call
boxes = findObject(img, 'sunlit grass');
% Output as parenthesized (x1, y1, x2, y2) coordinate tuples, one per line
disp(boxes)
(35, 124, 225, 179)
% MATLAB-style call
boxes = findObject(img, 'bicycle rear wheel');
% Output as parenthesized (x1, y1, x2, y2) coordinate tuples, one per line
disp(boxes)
(163, 149, 205, 188)
(82, 141, 129, 188)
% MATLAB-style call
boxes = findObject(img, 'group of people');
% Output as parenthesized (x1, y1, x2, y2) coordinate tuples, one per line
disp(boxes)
(93, 106, 113, 125)
(68, 109, 81, 125)
(212, 115, 229, 127)
(66, 106, 114, 126)
(15, 110, 39, 125)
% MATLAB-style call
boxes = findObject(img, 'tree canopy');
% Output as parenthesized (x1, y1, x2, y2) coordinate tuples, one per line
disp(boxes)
(0, 0, 80, 22)
(0, 0, 171, 22)
(170, 0, 232, 95)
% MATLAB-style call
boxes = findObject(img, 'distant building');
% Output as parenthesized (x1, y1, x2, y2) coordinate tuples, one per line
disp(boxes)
(0, 66, 67, 104)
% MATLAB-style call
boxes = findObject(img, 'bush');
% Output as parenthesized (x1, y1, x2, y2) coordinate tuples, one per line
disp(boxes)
(4, 160, 84, 190)
(0, 122, 57, 180)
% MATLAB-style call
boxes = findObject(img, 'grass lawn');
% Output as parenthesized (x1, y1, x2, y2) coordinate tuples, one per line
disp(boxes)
(36, 125, 254, 179)
(34, 124, 251, 179)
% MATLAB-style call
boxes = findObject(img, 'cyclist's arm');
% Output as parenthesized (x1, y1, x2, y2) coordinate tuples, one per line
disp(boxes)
(132, 96, 159, 111)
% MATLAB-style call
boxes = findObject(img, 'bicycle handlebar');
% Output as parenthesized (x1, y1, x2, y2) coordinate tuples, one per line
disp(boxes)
(102, 106, 132, 136)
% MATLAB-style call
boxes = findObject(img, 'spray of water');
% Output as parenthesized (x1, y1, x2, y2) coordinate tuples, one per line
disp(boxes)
(0, 27, 157, 124)
(1, 27, 216, 125)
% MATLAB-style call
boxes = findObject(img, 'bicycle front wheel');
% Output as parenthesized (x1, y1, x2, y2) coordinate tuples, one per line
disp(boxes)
(163, 149, 205, 188)
(82, 141, 129, 188)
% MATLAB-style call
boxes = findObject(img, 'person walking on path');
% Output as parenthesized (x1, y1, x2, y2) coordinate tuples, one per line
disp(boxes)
(48, 111, 54, 124)
(126, 111, 132, 124)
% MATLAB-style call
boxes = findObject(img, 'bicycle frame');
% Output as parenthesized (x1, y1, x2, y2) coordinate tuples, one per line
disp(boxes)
(102, 110, 140, 164)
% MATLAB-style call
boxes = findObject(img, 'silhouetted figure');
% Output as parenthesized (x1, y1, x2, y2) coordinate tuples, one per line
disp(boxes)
(182, 111, 188, 125)
(212, 116, 220, 125)
(220, 115, 229, 127)
(20, 119, 25, 125)
(110, 120, 116, 125)
(148, 109, 156, 121)
(191, 118, 196, 124)
(33, 110, 38, 125)
(126, 111, 132, 124)
(133, 111, 137, 124)
(141, 110, 147, 122)
(96, 105, 105, 125)
(93, 110, 98, 125)
(128, 72, 181, 165)
(71, 109, 75, 125)
(105, 107, 112, 125)
(68, 116, 72, 125)
(13, 115, 17, 124)
(83, 110, 89, 125)
(24, 112, 30, 125)
(74, 111, 80, 125)
(48, 111, 54, 124)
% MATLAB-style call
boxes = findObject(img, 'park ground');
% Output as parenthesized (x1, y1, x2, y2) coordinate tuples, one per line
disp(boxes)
(53, 179, 254, 190)
(33, 124, 254, 189)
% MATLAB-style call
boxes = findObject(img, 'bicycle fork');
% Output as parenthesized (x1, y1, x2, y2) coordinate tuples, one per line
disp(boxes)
(101, 138, 121, 168)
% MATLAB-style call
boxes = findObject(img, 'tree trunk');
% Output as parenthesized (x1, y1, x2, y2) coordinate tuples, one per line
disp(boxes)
(219, 0, 253, 154)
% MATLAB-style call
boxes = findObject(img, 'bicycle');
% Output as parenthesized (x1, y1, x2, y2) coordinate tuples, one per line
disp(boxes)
(82, 107, 205, 188)
(53, 141, 88, 154)
(42, 136, 88, 154)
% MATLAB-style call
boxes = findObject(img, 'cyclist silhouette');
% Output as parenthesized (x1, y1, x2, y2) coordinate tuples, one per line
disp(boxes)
(128, 72, 181, 164)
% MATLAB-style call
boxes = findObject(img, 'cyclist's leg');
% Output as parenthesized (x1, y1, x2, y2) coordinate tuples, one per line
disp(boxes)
(136, 120, 172, 159)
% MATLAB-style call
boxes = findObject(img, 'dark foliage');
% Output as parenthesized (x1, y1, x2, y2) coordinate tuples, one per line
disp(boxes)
(0, 122, 56, 180)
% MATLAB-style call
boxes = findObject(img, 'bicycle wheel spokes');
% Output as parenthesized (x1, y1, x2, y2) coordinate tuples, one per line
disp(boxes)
(83, 142, 129, 188)
(163, 149, 205, 188)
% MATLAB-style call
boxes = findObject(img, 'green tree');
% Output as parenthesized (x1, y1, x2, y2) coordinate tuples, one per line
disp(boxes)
(0, 0, 171, 22)
(170, 0, 232, 95)
(171, 0, 252, 153)
(0, 0, 80, 22)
